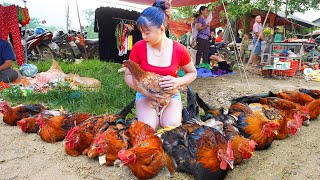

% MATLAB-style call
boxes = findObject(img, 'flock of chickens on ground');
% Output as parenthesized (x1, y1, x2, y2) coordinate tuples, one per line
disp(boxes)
(1, 60, 320, 180)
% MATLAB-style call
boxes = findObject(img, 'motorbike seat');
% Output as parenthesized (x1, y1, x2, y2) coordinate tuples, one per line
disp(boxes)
(85, 39, 99, 45)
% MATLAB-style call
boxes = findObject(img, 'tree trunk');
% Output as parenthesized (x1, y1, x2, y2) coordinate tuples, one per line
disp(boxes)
(242, 14, 250, 35)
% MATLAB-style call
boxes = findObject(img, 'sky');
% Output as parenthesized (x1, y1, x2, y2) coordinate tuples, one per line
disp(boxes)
(5, 0, 320, 30)
(6, 0, 148, 29)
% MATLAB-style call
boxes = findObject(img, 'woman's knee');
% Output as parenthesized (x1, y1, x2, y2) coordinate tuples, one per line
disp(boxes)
(136, 99, 159, 129)
(0, 68, 18, 83)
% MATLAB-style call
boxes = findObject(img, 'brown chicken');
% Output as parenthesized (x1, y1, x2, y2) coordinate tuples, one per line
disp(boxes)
(87, 123, 129, 166)
(65, 99, 135, 156)
(248, 103, 303, 140)
(64, 115, 109, 156)
(0, 102, 46, 126)
(118, 121, 174, 179)
(270, 91, 315, 106)
(233, 96, 310, 121)
(16, 110, 65, 133)
(36, 112, 92, 143)
(36, 114, 71, 143)
(17, 117, 39, 133)
(306, 99, 320, 120)
(124, 60, 183, 115)
(228, 103, 280, 150)
(299, 88, 320, 99)
(196, 93, 256, 164)
(162, 124, 234, 179)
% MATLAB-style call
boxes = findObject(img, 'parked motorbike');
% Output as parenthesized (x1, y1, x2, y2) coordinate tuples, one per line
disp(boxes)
(68, 30, 99, 59)
(214, 42, 230, 62)
(23, 28, 59, 60)
(52, 30, 81, 61)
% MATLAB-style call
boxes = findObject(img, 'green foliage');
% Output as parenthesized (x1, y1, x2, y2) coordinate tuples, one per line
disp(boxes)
(3, 60, 135, 115)
(172, 6, 197, 20)
(0, 1, 11, 6)
(82, 9, 98, 39)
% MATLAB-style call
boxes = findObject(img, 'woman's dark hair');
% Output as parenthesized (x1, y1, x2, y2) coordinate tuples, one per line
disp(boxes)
(137, 0, 171, 30)
(217, 30, 223, 35)
(193, 13, 200, 18)
(199, 6, 207, 14)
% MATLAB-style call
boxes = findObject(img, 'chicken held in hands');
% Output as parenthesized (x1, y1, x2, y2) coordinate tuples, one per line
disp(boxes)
(123, 60, 183, 115)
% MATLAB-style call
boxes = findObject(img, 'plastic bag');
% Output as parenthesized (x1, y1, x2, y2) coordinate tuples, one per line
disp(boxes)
(20, 64, 38, 77)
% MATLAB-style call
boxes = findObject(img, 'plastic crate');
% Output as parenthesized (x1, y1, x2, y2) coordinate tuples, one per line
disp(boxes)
(273, 60, 299, 77)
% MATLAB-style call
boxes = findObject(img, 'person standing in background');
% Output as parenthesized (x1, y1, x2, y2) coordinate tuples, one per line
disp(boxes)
(195, 6, 210, 66)
(252, 15, 264, 67)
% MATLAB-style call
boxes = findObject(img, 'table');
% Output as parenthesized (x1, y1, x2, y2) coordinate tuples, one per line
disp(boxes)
(268, 42, 316, 70)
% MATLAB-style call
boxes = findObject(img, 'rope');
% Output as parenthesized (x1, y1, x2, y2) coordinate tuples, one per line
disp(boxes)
(221, 1, 251, 90)
(245, 1, 274, 68)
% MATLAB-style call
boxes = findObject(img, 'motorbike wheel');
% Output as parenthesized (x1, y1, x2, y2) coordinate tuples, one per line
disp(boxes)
(59, 44, 75, 61)
(217, 48, 230, 62)
(39, 45, 55, 60)
(88, 46, 99, 59)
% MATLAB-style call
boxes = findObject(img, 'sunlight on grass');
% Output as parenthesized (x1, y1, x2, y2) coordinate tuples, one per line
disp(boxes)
(4, 59, 135, 115)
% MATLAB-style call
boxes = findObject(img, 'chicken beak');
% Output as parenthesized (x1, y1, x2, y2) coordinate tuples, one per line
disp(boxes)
(249, 152, 254, 156)
(227, 160, 234, 170)
(273, 130, 278, 135)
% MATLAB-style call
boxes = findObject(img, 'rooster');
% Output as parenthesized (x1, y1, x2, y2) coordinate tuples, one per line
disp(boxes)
(232, 96, 310, 121)
(196, 93, 257, 164)
(299, 88, 320, 99)
(36, 112, 92, 143)
(64, 116, 106, 156)
(117, 120, 176, 179)
(228, 103, 280, 150)
(64, 99, 135, 156)
(16, 110, 65, 133)
(0, 102, 46, 126)
(248, 103, 303, 140)
(269, 90, 315, 106)
(87, 123, 129, 166)
(17, 117, 39, 133)
(123, 60, 183, 115)
(161, 88, 235, 179)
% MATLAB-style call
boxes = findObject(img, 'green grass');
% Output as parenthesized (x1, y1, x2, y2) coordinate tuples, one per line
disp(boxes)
(2, 60, 135, 115)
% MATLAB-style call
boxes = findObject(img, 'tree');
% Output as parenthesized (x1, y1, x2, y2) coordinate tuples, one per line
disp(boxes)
(82, 9, 98, 39)
(173, 0, 320, 35)
(27, 18, 42, 29)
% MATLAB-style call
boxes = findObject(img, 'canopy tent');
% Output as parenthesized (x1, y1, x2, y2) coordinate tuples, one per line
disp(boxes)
(119, 0, 217, 7)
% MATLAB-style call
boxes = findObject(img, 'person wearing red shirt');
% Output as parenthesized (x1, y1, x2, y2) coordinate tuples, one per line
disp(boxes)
(124, 0, 197, 129)
(215, 30, 224, 43)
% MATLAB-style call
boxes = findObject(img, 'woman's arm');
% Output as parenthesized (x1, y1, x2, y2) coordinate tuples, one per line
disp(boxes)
(197, 22, 209, 31)
(0, 60, 13, 71)
(124, 68, 136, 90)
(178, 62, 197, 85)
(159, 62, 197, 90)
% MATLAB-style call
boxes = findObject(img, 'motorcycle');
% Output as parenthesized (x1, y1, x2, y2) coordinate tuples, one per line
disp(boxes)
(68, 30, 99, 59)
(52, 30, 81, 61)
(212, 42, 231, 62)
(23, 29, 59, 60)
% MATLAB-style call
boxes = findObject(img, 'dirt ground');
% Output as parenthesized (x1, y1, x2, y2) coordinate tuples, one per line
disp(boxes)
(1, 71, 320, 180)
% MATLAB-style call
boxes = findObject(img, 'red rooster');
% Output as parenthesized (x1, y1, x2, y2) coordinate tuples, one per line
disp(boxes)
(87, 123, 129, 166)
(118, 120, 175, 179)
(228, 103, 280, 150)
